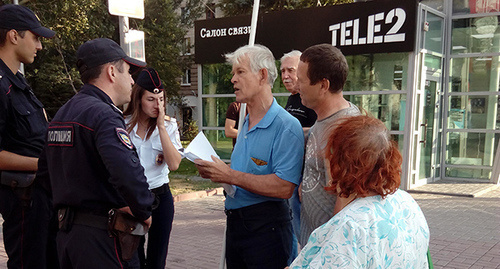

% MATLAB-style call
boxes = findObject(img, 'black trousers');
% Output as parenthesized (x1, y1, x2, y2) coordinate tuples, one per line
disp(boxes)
(225, 201, 293, 269)
(0, 183, 57, 269)
(138, 184, 174, 269)
(57, 223, 140, 269)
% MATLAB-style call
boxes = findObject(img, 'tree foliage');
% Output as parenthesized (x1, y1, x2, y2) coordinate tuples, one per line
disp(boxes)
(218, 0, 353, 16)
(0, 0, 203, 118)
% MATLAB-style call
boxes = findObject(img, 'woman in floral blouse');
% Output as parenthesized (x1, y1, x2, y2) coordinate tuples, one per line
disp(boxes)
(288, 115, 429, 268)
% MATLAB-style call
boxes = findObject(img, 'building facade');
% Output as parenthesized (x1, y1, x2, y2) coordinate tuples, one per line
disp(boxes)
(187, 0, 500, 189)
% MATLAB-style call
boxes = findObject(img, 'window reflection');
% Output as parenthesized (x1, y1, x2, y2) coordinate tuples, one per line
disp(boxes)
(450, 56, 500, 92)
(448, 95, 500, 129)
(345, 94, 406, 131)
(446, 132, 500, 168)
(344, 53, 408, 92)
(451, 16, 500, 54)
(453, 0, 500, 14)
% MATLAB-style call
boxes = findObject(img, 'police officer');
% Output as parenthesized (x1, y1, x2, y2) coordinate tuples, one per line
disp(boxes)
(0, 4, 57, 269)
(37, 38, 154, 269)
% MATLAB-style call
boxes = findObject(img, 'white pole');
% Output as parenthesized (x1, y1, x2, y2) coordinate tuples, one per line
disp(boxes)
(248, 0, 260, 46)
(236, 0, 260, 136)
(119, 16, 129, 53)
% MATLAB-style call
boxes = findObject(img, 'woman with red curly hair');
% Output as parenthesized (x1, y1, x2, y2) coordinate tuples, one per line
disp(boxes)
(288, 115, 429, 268)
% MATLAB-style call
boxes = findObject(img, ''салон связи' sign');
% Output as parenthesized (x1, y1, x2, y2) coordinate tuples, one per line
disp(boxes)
(195, 0, 417, 64)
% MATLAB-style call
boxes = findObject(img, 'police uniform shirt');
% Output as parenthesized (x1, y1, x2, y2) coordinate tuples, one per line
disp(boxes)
(42, 84, 153, 220)
(0, 59, 47, 158)
(125, 117, 183, 189)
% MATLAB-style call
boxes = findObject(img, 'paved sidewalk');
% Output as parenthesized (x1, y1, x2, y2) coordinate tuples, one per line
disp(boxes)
(1, 188, 499, 268)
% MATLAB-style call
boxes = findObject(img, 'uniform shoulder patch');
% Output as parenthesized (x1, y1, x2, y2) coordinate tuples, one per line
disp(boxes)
(116, 128, 134, 149)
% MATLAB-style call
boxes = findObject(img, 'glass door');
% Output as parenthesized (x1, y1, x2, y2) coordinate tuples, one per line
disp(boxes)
(419, 70, 442, 182)
(410, 5, 445, 188)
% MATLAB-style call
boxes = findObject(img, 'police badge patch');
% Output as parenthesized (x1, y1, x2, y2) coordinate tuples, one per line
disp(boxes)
(116, 128, 133, 149)
(156, 154, 164, 165)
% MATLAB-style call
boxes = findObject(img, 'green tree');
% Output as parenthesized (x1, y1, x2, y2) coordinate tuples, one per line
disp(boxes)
(0, 0, 203, 118)
(132, 0, 204, 99)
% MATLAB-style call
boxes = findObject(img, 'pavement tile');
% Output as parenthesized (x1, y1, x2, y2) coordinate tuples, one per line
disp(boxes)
(1, 187, 499, 268)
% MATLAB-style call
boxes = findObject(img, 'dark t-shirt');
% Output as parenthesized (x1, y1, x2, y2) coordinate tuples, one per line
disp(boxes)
(226, 102, 241, 147)
(285, 94, 317, 128)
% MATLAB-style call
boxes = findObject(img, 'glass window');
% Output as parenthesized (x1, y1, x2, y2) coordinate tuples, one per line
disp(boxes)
(202, 63, 233, 95)
(450, 56, 500, 92)
(424, 12, 444, 54)
(345, 94, 406, 131)
(391, 134, 404, 153)
(451, 16, 500, 54)
(446, 167, 491, 179)
(181, 68, 191, 85)
(425, 54, 442, 71)
(421, 0, 444, 12)
(344, 53, 409, 92)
(446, 132, 500, 166)
(448, 95, 500, 129)
(202, 97, 236, 128)
(203, 130, 233, 160)
(453, 0, 500, 14)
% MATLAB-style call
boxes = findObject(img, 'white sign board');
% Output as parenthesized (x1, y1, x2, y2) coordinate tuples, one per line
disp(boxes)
(125, 30, 146, 62)
(108, 0, 144, 19)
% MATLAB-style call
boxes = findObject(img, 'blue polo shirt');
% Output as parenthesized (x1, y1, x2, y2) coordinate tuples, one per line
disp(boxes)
(226, 98, 304, 210)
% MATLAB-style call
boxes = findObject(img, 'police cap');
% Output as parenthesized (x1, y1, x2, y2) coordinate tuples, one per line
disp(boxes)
(76, 38, 146, 74)
(0, 4, 55, 38)
(136, 68, 164, 94)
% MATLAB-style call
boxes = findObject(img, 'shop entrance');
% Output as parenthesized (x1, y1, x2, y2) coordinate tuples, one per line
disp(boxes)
(410, 5, 445, 188)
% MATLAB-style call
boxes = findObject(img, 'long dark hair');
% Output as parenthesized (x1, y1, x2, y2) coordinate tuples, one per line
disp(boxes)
(123, 84, 157, 140)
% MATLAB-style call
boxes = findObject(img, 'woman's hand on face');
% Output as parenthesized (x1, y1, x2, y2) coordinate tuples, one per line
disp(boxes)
(156, 97, 165, 126)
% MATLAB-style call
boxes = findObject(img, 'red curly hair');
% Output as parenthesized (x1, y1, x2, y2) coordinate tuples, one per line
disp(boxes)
(324, 115, 402, 199)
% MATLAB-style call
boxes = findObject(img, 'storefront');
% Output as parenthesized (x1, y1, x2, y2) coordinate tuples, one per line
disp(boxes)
(193, 0, 500, 189)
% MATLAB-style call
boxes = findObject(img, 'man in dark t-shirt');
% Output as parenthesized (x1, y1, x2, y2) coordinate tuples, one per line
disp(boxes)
(281, 51, 317, 135)
(225, 101, 241, 147)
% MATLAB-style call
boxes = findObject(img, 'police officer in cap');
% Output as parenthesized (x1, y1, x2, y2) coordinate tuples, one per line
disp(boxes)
(124, 68, 183, 268)
(37, 38, 154, 268)
(0, 4, 57, 269)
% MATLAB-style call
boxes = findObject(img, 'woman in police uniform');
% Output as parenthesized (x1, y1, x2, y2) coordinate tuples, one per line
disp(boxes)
(124, 68, 183, 269)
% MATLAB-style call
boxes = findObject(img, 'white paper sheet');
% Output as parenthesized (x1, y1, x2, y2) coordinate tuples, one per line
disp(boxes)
(184, 132, 236, 197)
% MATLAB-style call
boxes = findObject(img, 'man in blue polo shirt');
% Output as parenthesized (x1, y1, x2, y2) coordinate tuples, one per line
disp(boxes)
(195, 44, 304, 269)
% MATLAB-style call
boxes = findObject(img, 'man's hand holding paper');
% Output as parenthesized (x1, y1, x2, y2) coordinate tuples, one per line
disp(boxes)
(194, 156, 232, 184)
(185, 132, 236, 197)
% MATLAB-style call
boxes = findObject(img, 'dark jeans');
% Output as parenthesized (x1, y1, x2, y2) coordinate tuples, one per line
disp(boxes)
(57, 224, 139, 269)
(225, 201, 293, 269)
(0, 183, 57, 269)
(138, 184, 174, 269)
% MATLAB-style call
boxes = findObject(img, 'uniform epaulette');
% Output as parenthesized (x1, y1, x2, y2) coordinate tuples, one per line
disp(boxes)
(109, 103, 123, 115)
(164, 115, 171, 121)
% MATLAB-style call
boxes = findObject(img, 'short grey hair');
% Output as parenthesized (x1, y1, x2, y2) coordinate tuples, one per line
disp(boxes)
(225, 44, 278, 87)
(280, 50, 302, 63)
